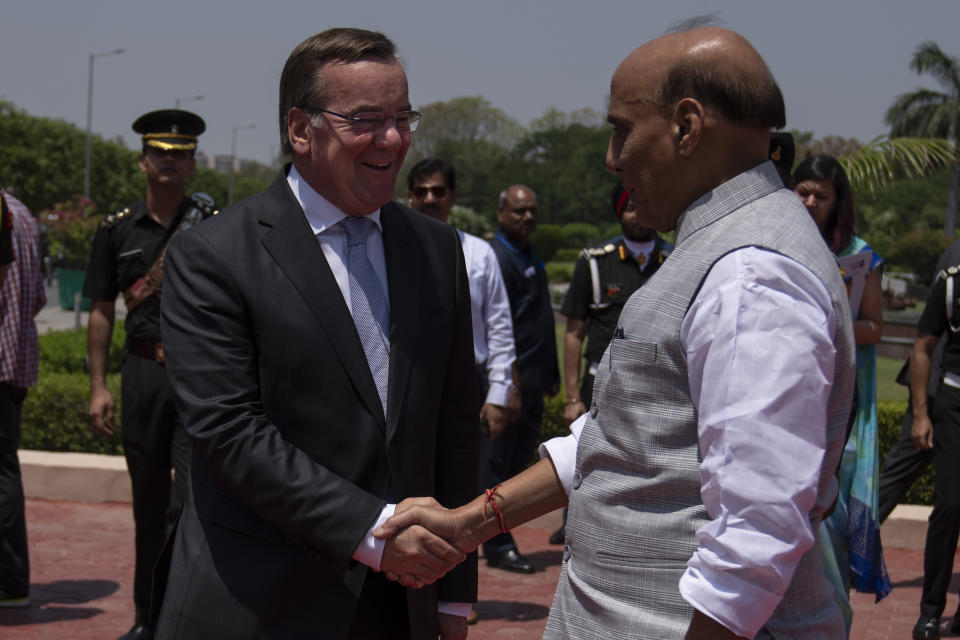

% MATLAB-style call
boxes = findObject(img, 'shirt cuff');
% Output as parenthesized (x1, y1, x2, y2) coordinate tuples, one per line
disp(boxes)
(484, 381, 511, 407)
(438, 602, 473, 618)
(678, 563, 783, 639)
(538, 413, 587, 495)
(352, 503, 396, 571)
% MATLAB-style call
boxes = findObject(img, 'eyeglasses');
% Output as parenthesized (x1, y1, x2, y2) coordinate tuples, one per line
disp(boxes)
(312, 108, 422, 134)
(411, 185, 449, 198)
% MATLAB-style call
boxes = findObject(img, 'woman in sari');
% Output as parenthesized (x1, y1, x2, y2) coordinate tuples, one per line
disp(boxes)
(794, 154, 892, 634)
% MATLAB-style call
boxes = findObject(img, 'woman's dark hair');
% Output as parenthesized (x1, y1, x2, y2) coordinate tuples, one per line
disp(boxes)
(793, 154, 856, 252)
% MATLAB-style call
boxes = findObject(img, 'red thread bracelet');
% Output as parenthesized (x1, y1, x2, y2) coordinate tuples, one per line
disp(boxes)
(480, 483, 509, 534)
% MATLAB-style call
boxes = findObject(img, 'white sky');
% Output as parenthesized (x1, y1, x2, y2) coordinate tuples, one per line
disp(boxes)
(3, 0, 958, 166)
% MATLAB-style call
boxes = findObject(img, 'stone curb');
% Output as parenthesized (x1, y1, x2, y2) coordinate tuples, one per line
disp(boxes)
(19, 449, 131, 503)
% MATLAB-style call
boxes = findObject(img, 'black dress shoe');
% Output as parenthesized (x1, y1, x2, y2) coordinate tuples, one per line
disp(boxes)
(486, 547, 536, 574)
(912, 615, 940, 640)
(117, 624, 154, 640)
(548, 525, 566, 545)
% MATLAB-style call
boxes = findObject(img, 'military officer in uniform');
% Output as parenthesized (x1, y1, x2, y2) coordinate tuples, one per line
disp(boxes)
(550, 181, 671, 544)
(561, 181, 671, 424)
(83, 109, 215, 640)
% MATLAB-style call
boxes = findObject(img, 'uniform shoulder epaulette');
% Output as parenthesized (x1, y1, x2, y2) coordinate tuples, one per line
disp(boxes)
(584, 243, 617, 258)
(938, 265, 960, 280)
(190, 192, 219, 217)
(99, 206, 131, 229)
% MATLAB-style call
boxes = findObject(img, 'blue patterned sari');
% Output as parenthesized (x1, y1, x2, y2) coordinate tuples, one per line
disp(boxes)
(820, 236, 892, 635)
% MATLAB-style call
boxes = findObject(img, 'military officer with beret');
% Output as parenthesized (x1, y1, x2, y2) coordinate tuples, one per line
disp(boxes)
(82, 109, 215, 640)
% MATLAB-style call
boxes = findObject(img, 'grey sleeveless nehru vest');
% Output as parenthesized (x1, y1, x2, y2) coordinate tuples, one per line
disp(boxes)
(544, 163, 855, 640)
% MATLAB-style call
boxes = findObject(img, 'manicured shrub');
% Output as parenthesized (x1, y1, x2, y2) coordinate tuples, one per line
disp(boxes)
(38, 326, 125, 375)
(546, 262, 574, 284)
(21, 371, 122, 455)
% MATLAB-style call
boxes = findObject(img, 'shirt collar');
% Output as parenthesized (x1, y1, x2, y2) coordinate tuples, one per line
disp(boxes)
(622, 237, 655, 259)
(674, 161, 781, 247)
(286, 164, 383, 234)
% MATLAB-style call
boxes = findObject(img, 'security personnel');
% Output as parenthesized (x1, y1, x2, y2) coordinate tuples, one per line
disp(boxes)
(910, 263, 960, 639)
(561, 181, 672, 423)
(551, 182, 671, 545)
(82, 109, 215, 640)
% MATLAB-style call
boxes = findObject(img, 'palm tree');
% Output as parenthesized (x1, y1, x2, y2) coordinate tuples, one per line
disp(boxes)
(885, 41, 960, 236)
(839, 135, 956, 197)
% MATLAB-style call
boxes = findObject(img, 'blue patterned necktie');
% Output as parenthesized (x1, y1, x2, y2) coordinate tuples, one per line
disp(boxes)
(341, 216, 390, 417)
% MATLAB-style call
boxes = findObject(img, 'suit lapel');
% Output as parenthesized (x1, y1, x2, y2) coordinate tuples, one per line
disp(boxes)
(381, 203, 419, 442)
(258, 172, 386, 430)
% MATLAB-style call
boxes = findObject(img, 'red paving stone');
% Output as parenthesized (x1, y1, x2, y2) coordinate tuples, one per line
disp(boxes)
(3, 499, 959, 639)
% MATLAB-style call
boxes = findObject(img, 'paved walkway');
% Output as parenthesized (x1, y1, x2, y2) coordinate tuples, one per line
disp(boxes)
(1, 500, 957, 639)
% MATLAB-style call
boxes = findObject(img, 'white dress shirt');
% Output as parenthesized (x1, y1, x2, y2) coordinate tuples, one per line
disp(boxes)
(459, 230, 516, 406)
(287, 167, 469, 617)
(540, 246, 837, 638)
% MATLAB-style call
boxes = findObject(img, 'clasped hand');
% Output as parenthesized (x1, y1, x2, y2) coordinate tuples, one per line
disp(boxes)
(375, 497, 472, 589)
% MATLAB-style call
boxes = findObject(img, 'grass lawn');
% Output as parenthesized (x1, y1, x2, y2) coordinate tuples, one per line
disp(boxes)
(877, 355, 908, 404)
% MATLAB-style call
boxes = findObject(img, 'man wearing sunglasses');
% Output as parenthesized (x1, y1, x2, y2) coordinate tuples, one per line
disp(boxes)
(155, 28, 478, 640)
(406, 158, 518, 443)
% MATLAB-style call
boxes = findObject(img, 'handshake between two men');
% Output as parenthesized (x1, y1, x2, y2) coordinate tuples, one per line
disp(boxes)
(374, 457, 568, 588)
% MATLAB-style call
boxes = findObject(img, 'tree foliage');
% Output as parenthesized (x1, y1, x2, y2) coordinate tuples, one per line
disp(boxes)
(886, 228, 954, 282)
(401, 97, 617, 229)
(885, 41, 960, 236)
(0, 101, 269, 218)
(840, 136, 957, 197)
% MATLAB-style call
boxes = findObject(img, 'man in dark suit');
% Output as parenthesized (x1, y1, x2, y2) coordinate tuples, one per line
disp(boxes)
(155, 28, 479, 640)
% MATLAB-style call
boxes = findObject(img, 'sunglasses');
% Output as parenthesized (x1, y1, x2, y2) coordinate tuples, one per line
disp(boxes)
(411, 185, 449, 198)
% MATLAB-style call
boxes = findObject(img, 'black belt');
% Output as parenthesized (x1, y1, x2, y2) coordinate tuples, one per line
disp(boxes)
(127, 338, 164, 363)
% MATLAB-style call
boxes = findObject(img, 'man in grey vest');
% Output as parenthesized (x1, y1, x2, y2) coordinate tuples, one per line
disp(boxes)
(376, 24, 856, 640)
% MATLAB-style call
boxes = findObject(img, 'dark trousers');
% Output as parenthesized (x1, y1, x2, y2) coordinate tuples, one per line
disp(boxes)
(921, 383, 960, 618)
(480, 389, 545, 553)
(346, 572, 411, 639)
(877, 393, 935, 523)
(0, 383, 28, 597)
(121, 355, 191, 622)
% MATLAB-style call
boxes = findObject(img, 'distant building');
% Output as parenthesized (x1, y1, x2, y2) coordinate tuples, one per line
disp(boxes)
(194, 151, 263, 175)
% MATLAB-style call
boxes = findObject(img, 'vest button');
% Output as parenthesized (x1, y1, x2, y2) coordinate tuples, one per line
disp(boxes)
(563, 545, 571, 562)
(572, 472, 582, 489)
(589, 401, 598, 418)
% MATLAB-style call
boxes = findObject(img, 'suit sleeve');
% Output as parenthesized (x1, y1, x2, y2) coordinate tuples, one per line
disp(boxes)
(434, 226, 480, 603)
(161, 229, 386, 574)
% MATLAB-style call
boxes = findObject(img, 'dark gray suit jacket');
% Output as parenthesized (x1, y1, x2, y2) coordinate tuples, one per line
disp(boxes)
(155, 168, 479, 639)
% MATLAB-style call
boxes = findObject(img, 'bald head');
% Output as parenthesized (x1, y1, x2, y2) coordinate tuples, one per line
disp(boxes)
(606, 27, 783, 231)
(497, 184, 538, 246)
(645, 27, 784, 128)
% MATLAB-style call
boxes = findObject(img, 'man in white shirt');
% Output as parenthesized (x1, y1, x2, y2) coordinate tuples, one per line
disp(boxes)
(405, 158, 518, 441)
(376, 23, 855, 640)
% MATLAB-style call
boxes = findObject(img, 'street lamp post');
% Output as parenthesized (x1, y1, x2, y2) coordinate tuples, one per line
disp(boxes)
(228, 123, 256, 205)
(174, 95, 205, 109)
(84, 48, 125, 200)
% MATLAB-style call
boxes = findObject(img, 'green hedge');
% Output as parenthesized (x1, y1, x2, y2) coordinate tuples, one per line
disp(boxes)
(21, 372, 123, 455)
(21, 327, 125, 455)
(37, 326, 125, 375)
(546, 262, 574, 284)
